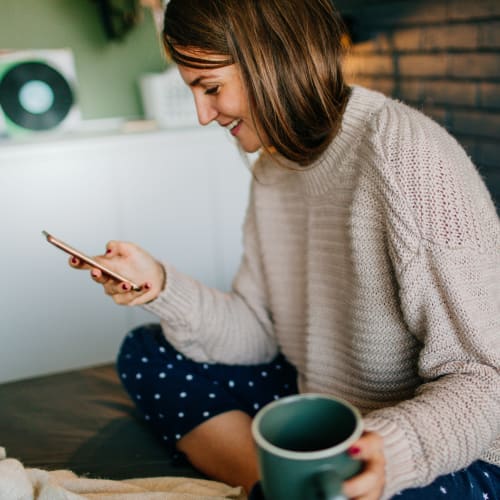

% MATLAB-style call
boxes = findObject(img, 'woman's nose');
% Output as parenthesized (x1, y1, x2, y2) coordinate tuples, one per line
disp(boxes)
(194, 96, 218, 126)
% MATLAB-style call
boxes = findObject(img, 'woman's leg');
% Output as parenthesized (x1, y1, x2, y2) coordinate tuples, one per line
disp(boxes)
(177, 410, 258, 493)
(393, 460, 500, 499)
(116, 323, 298, 493)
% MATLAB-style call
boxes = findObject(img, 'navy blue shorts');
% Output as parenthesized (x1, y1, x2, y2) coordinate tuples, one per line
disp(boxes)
(116, 323, 298, 450)
(394, 459, 500, 499)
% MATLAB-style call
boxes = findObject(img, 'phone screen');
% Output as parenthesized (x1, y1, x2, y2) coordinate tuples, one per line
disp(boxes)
(42, 230, 142, 291)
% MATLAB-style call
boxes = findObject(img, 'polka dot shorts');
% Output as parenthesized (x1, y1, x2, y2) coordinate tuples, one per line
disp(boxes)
(116, 323, 298, 452)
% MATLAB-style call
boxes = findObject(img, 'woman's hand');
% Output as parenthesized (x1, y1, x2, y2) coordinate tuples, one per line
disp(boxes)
(342, 431, 385, 500)
(69, 240, 166, 306)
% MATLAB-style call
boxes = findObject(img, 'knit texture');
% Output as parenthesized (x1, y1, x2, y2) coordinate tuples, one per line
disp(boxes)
(144, 86, 500, 498)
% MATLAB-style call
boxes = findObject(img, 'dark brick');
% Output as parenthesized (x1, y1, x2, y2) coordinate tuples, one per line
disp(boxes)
(479, 83, 500, 109)
(454, 136, 478, 158)
(397, 80, 477, 107)
(422, 24, 478, 50)
(477, 167, 500, 211)
(348, 76, 396, 96)
(479, 21, 500, 48)
(361, 1, 448, 26)
(343, 54, 395, 77)
(392, 28, 421, 51)
(350, 39, 380, 54)
(420, 105, 448, 126)
(477, 141, 500, 167)
(451, 110, 500, 139)
(422, 81, 477, 107)
(350, 33, 393, 54)
(449, 53, 500, 79)
(398, 80, 423, 102)
(448, 0, 500, 21)
(399, 54, 448, 77)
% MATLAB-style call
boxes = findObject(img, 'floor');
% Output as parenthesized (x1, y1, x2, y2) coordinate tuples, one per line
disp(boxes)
(0, 363, 203, 480)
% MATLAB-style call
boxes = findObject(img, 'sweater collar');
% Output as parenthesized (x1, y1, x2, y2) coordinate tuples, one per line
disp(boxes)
(254, 86, 387, 195)
(295, 85, 387, 197)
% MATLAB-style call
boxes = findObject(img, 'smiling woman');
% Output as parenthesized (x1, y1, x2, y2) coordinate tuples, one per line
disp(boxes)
(66, 0, 500, 499)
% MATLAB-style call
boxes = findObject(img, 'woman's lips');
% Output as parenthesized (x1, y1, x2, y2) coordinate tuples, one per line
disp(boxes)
(229, 119, 242, 136)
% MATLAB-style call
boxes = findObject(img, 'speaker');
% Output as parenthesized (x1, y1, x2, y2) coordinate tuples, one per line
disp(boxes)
(0, 49, 81, 138)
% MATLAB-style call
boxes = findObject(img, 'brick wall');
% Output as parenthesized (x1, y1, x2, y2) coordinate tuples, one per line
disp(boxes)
(336, 0, 500, 210)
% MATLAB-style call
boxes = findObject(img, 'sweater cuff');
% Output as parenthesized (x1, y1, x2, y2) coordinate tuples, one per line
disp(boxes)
(363, 416, 419, 499)
(142, 262, 195, 327)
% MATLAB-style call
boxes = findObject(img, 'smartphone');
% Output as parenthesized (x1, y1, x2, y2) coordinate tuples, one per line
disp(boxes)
(42, 230, 142, 291)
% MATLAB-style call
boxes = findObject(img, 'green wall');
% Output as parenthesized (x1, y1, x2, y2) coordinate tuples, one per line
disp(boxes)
(0, 0, 167, 119)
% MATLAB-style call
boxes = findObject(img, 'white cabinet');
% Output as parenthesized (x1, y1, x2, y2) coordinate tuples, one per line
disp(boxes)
(0, 127, 251, 383)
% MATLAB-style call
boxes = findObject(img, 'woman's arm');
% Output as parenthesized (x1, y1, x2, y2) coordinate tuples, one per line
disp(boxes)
(363, 101, 500, 498)
(143, 184, 279, 365)
(364, 241, 500, 497)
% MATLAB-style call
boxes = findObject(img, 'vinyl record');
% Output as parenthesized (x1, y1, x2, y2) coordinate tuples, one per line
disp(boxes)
(0, 61, 74, 131)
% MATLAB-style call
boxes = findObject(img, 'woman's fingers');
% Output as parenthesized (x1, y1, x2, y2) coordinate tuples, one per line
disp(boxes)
(98, 276, 153, 306)
(348, 432, 384, 460)
(105, 240, 130, 258)
(69, 240, 164, 305)
(342, 432, 385, 500)
(69, 256, 88, 270)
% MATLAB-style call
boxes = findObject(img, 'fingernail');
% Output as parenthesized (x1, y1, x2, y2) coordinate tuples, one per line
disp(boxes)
(71, 257, 78, 265)
(106, 249, 112, 254)
(144, 282, 151, 290)
(122, 283, 129, 291)
(348, 446, 361, 456)
(92, 271, 99, 278)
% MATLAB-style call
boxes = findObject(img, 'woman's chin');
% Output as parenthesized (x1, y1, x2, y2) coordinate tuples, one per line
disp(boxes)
(238, 140, 263, 154)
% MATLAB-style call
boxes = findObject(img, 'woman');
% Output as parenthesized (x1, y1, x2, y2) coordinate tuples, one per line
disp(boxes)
(71, 0, 500, 498)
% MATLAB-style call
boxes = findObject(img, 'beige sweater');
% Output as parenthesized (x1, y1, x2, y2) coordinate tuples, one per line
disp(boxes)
(145, 86, 500, 498)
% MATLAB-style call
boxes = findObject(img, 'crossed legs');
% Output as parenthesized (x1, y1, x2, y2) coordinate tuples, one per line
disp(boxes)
(177, 410, 259, 494)
(117, 324, 298, 495)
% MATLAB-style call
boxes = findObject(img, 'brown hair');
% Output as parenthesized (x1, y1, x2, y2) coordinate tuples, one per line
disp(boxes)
(163, 0, 350, 166)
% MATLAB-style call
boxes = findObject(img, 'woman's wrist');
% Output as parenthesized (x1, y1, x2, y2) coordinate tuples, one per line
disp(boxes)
(141, 262, 167, 305)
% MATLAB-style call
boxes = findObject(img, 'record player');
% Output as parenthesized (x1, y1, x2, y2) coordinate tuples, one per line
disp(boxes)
(0, 49, 81, 138)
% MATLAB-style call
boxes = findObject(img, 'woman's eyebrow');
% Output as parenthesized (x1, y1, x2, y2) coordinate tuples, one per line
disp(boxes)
(189, 75, 216, 86)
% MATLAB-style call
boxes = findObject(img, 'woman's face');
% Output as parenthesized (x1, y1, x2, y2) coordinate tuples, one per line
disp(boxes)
(177, 56, 264, 153)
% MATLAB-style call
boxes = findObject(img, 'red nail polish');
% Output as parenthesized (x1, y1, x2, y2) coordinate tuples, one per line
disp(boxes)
(348, 446, 361, 456)
(122, 283, 129, 291)
(71, 257, 78, 264)
(144, 283, 151, 290)
(106, 249, 112, 254)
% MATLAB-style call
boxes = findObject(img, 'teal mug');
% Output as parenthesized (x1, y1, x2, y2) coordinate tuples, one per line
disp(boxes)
(251, 393, 363, 500)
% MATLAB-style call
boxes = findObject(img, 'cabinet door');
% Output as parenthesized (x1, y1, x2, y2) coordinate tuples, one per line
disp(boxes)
(0, 127, 250, 382)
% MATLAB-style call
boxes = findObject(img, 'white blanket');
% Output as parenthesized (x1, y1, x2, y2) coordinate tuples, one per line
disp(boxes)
(0, 448, 246, 500)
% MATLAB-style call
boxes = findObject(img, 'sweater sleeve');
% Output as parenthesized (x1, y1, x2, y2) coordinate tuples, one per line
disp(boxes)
(363, 101, 500, 497)
(365, 243, 500, 497)
(142, 183, 278, 365)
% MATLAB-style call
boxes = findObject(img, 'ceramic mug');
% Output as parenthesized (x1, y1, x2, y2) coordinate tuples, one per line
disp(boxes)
(251, 393, 363, 500)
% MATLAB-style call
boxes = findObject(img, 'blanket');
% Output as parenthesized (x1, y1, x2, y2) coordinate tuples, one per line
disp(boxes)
(0, 448, 246, 500)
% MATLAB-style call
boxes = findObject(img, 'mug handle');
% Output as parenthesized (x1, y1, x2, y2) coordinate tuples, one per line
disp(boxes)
(304, 469, 346, 500)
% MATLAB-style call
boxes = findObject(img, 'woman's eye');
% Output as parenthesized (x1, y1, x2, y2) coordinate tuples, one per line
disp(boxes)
(205, 86, 220, 95)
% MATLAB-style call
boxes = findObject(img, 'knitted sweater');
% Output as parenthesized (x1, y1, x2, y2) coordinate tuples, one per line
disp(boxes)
(145, 86, 500, 498)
